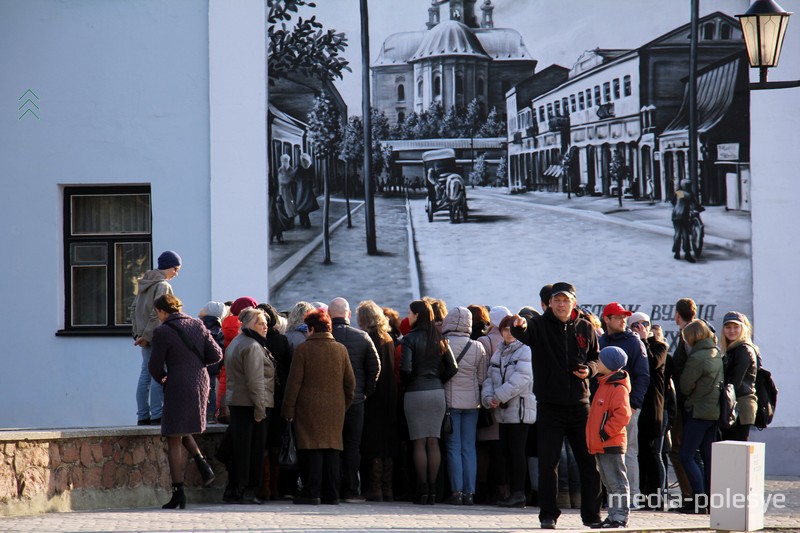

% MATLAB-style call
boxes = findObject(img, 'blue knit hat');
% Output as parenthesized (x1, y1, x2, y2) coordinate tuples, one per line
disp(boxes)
(157, 250, 182, 270)
(599, 346, 627, 372)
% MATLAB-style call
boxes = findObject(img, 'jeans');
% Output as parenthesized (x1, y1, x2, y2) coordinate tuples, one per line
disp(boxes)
(445, 408, 479, 494)
(679, 415, 716, 496)
(136, 345, 163, 420)
(625, 409, 641, 497)
(341, 401, 365, 497)
(558, 438, 580, 494)
(537, 403, 601, 524)
(597, 453, 629, 524)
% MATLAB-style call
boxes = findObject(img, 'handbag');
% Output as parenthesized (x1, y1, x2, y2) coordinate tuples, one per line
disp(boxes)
(719, 382, 739, 430)
(278, 421, 299, 468)
(442, 411, 453, 435)
(477, 406, 495, 428)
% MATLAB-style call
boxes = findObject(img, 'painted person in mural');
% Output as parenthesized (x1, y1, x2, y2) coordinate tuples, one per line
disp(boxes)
(510, 282, 603, 529)
(671, 179, 700, 263)
(277, 154, 297, 224)
(294, 153, 320, 229)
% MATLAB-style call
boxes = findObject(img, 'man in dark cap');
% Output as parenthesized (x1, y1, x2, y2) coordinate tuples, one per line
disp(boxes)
(131, 250, 182, 425)
(511, 282, 602, 529)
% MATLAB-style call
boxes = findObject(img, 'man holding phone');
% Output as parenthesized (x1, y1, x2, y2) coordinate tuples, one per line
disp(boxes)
(511, 282, 602, 530)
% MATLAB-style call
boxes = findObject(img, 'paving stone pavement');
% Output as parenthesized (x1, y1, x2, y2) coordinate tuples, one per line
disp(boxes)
(2, 487, 799, 533)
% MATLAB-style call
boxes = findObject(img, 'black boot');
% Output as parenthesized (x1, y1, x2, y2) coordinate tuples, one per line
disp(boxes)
(414, 482, 429, 505)
(194, 454, 215, 487)
(162, 483, 186, 509)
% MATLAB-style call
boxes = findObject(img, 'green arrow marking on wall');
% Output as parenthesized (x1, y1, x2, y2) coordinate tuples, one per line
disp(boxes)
(18, 89, 40, 120)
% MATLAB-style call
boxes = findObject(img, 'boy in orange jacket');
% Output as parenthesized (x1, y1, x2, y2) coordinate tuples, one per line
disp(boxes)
(586, 346, 632, 528)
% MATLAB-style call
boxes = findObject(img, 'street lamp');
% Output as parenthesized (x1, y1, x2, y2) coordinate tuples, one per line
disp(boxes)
(737, 0, 800, 89)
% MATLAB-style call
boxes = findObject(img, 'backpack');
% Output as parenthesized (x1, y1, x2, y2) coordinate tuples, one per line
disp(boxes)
(754, 364, 778, 429)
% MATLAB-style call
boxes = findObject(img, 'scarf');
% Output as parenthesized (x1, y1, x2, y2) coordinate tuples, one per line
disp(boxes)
(242, 327, 269, 349)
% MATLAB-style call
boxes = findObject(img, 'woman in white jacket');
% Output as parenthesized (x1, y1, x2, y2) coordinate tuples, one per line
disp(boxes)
(442, 307, 487, 506)
(482, 315, 536, 508)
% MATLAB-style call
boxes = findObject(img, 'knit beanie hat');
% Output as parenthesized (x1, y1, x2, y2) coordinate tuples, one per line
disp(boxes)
(230, 296, 258, 316)
(157, 250, 182, 270)
(599, 346, 628, 372)
(489, 306, 511, 328)
(200, 301, 226, 320)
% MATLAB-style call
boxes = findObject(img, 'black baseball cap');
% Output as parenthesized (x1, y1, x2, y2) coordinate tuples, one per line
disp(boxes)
(551, 282, 577, 299)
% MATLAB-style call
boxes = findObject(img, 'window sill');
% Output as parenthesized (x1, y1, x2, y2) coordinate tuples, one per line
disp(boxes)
(56, 328, 133, 337)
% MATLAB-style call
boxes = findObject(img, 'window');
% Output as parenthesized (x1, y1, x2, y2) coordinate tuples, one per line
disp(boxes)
(397, 111, 405, 123)
(546, 103, 553, 117)
(623, 75, 632, 97)
(586, 89, 593, 108)
(570, 95, 577, 113)
(456, 75, 464, 95)
(397, 84, 405, 101)
(613, 78, 620, 100)
(578, 92, 585, 110)
(62, 186, 152, 334)
(703, 22, 715, 40)
(417, 79, 423, 98)
(477, 77, 485, 96)
(594, 85, 601, 105)
(554, 100, 560, 115)
(603, 82, 611, 103)
(538, 106, 545, 122)
(721, 24, 731, 40)
(434, 76, 441, 97)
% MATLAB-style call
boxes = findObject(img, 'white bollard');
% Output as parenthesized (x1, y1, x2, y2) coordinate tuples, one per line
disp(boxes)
(710, 441, 765, 532)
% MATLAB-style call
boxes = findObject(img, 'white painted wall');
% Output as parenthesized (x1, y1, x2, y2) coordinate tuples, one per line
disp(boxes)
(0, 0, 268, 428)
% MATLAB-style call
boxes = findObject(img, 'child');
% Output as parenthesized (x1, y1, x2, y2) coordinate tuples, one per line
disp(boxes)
(586, 346, 633, 528)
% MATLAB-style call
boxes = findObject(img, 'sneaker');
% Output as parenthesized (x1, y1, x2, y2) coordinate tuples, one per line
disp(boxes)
(137, 418, 150, 426)
(444, 492, 463, 505)
(602, 520, 627, 528)
(462, 492, 474, 506)
(540, 518, 556, 529)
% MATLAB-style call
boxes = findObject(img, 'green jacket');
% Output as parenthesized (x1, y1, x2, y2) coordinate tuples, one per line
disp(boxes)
(679, 337, 723, 421)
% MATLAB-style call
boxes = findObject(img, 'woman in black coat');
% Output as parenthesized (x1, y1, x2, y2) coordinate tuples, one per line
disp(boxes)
(720, 312, 759, 442)
(357, 300, 398, 501)
(150, 294, 223, 509)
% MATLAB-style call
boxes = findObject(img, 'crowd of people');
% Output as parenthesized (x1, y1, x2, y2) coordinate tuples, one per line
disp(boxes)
(132, 251, 762, 529)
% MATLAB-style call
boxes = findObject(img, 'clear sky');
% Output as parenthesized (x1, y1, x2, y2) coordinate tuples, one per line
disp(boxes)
(289, 0, 748, 114)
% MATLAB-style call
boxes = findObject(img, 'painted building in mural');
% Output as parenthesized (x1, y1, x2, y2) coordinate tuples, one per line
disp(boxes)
(506, 12, 749, 208)
(372, 0, 536, 125)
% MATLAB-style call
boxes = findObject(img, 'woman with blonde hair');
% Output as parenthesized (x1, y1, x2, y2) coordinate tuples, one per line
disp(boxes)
(357, 300, 398, 501)
(720, 312, 759, 441)
(285, 301, 316, 351)
(678, 319, 722, 513)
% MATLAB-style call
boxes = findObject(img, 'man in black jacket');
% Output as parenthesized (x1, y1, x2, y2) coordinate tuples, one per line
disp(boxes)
(511, 282, 602, 529)
(329, 297, 381, 502)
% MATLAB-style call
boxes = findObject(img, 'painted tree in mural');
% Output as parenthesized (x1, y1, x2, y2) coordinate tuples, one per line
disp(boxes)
(469, 153, 488, 186)
(339, 111, 394, 191)
(307, 95, 342, 263)
(496, 155, 507, 187)
(478, 107, 505, 138)
(267, 0, 350, 84)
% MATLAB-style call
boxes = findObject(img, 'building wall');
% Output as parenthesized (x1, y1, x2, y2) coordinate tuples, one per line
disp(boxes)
(0, 0, 268, 428)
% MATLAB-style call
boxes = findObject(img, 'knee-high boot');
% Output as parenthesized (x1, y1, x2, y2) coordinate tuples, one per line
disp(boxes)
(365, 458, 383, 501)
(381, 458, 394, 502)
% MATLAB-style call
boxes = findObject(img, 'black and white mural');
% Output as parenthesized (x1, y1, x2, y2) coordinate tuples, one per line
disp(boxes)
(267, 0, 752, 347)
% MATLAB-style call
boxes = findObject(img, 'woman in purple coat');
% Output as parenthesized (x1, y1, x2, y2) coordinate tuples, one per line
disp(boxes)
(150, 294, 223, 509)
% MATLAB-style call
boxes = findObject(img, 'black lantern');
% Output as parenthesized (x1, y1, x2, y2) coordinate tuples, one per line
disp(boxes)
(737, 0, 792, 83)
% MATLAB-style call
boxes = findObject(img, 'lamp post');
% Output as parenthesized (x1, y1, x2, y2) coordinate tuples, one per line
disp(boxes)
(738, 0, 800, 90)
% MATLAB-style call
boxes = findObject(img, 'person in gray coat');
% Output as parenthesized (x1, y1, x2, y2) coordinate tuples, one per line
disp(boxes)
(442, 306, 487, 506)
(329, 297, 381, 501)
(131, 250, 182, 425)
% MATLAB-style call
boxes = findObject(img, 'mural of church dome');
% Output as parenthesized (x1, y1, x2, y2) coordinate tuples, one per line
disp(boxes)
(409, 20, 490, 61)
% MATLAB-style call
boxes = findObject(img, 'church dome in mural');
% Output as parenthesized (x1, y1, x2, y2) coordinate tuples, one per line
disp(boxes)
(409, 19, 489, 61)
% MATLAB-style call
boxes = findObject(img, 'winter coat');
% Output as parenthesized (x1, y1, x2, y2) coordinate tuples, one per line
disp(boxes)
(639, 336, 668, 441)
(400, 328, 458, 392)
(200, 315, 224, 376)
(332, 317, 381, 403)
(679, 337, 723, 421)
(149, 312, 222, 436)
(222, 314, 241, 352)
(477, 328, 503, 364)
(131, 270, 172, 343)
(586, 370, 632, 454)
(723, 341, 758, 426)
(224, 331, 276, 414)
(266, 329, 292, 449)
(285, 328, 308, 352)
(362, 329, 398, 459)
(511, 307, 599, 406)
(282, 332, 355, 450)
(442, 307, 487, 410)
(600, 329, 650, 409)
(481, 339, 536, 424)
